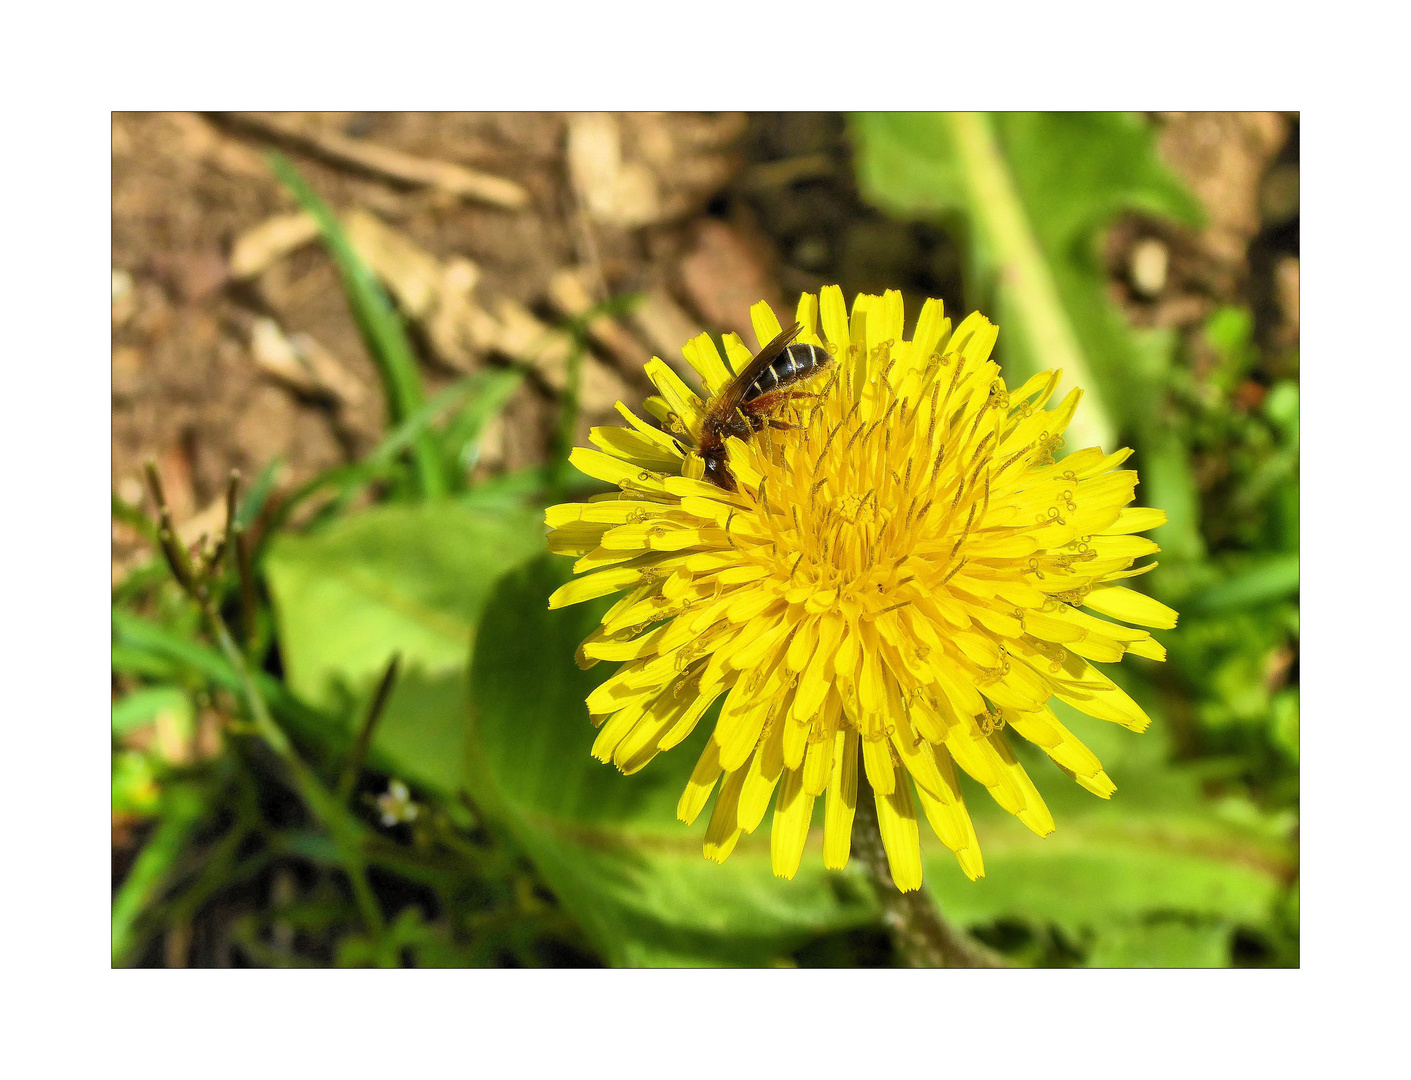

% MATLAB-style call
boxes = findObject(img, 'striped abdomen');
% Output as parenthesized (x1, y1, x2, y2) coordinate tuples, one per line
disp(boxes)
(743, 342, 830, 401)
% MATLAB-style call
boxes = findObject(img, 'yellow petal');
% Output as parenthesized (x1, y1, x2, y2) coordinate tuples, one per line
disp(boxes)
(643, 357, 706, 436)
(987, 732, 1054, 837)
(910, 297, 948, 364)
(714, 668, 782, 771)
(949, 311, 998, 365)
(1124, 636, 1167, 661)
(591, 702, 643, 763)
(677, 738, 722, 825)
(913, 745, 970, 848)
(568, 446, 663, 489)
(819, 285, 850, 352)
(738, 722, 786, 833)
(823, 727, 858, 869)
(548, 566, 646, 609)
(1053, 671, 1153, 731)
(861, 733, 895, 796)
(657, 683, 724, 751)
(781, 715, 809, 772)
(703, 765, 748, 862)
(792, 612, 844, 721)
(750, 301, 784, 349)
(1105, 506, 1167, 534)
(588, 425, 683, 470)
(771, 767, 815, 880)
(874, 774, 923, 893)
(614, 692, 693, 774)
(890, 708, 947, 801)
(1005, 705, 1104, 780)
(721, 332, 755, 376)
(794, 292, 821, 343)
(802, 725, 836, 797)
(1083, 585, 1179, 629)
(681, 333, 733, 396)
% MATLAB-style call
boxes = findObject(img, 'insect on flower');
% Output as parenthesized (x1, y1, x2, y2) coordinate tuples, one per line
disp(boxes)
(546, 289, 1178, 892)
(695, 321, 834, 491)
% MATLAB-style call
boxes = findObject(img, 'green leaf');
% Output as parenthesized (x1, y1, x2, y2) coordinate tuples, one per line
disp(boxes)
(112, 750, 161, 817)
(263, 502, 544, 795)
(922, 699, 1290, 964)
(851, 112, 1205, 562)
(112, 783, 207, 965)
(1082, 918, 1234, 968)
(1271, 689, 1299, 763)
(111, 685, 191, 737)
(268, 152, 446, 500)
(926, 818, 1282, 937)
(465, 555, 876, 967)
(112, 610, 329, 737)
(1185, 553, 1300, 614)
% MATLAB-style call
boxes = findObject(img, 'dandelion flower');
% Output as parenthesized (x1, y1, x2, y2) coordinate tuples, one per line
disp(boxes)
(545, 287, 1177, 891)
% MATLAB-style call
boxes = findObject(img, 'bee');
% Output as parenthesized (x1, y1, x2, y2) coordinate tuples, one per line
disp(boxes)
(694, 322, 834, 491)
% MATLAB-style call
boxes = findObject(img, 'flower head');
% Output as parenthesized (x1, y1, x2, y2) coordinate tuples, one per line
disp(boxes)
(546, 287, 1176, 891)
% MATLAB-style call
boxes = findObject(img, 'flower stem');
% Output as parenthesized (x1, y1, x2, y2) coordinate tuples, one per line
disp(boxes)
(852, 787, 1006, 968)
(944, 110, 1114, 454)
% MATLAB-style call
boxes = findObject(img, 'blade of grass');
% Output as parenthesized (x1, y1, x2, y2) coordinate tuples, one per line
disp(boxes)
(459, 462, 606, 510)
(267, 152, 447, 500)
(112, 782, 207, 966)
(1184, 554, 1300, 614)
(548, 336, 586, 501)
(143, 463, 389, 939)
(544, 293, 640, 501)
(235, 458, 282, 529)
(112, 492, 157, 543)
(337, 654, 401, 805)
(112, 686, 189, 737)
(441, 368, 524, 488)
(944, 111, 1114, 452)
(112, 609, 330, 737)
(259, 374, 493, 544)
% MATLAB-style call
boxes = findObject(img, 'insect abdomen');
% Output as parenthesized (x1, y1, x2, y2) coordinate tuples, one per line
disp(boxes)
(744, 342, 828, 400)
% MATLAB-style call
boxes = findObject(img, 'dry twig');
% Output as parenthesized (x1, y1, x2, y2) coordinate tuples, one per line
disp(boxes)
(213, 112, 530, 209)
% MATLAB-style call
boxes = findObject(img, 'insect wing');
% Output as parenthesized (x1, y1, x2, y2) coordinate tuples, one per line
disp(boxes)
(714, 322, 803, 416)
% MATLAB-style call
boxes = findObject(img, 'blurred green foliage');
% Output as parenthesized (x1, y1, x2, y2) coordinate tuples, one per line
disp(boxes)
(112, 117, 1297, 967)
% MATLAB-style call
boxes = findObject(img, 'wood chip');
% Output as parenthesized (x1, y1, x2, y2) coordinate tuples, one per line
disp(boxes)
(289, 331, 370, 407)
(112, 269, 137, 326)
(677, 219, 786, 342)
(216, 112, 531, 209)
(567, 113, 663, 228)
(343, 209, 445, 318)
(742, 153, 834, 190)
(176, 494, 229, 550)
(241, 202, 629, 413)
(249, 317, 368, 406)
(164, 112, 271, 179)
(491, 297, 576, 378)
(489, 296, 628, 413)
(250, 317, 319, 395)
(229, 212, 320, 280)
(343, 209, 483, 370)
(627, 283, 704, 382)
(548, 267, 650, 371)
